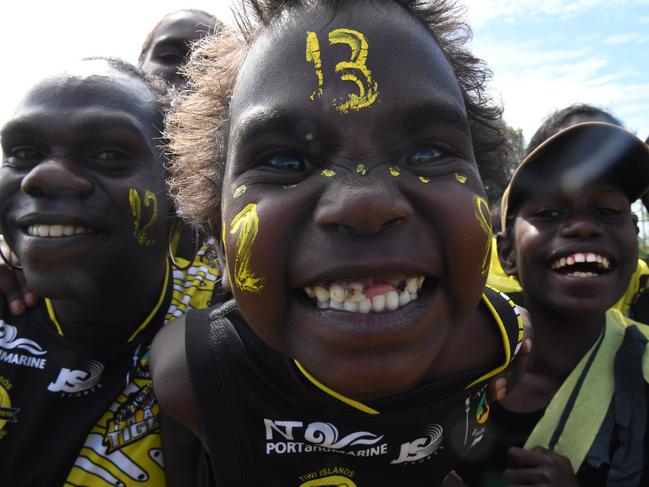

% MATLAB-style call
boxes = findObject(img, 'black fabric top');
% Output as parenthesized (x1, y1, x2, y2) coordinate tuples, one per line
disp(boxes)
(458, 324, 649, 487)
(186, 288, 524, 486)
(0, 286, 170, 487)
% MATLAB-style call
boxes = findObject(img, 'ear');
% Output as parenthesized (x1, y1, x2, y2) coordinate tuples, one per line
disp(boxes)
(632, 212, 640, 236)
(209, 214, 231, 294)
(496, 231, 518, 277)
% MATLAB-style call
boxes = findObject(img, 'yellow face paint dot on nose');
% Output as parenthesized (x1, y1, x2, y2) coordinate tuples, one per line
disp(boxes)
(233, 185, 247, 199)
(419, 176, 430, 184)
(389, 166, 400, 177)
(455, 173, 467, 184)
(474, 195, 493, 277)
(229, 203, 265, 294)
(356, 163, 367, 176)
(321, 169, 336, 177)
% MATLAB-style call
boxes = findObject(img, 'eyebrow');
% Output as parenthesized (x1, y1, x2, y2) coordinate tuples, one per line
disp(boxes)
(231, 108, 308, 146)
(398, 102, 471, 137)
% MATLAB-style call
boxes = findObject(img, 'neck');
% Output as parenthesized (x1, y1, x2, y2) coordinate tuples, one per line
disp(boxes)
(524, 298, 605, 382)
(48, 259, 169, 347)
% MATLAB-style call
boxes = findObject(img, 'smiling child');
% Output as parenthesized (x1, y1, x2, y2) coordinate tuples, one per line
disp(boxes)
(151, 1, 526, 485)
(461, 122, 649, 486)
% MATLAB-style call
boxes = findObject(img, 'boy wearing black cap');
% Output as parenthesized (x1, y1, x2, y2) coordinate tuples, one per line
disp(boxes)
(461, 122, 649, 486)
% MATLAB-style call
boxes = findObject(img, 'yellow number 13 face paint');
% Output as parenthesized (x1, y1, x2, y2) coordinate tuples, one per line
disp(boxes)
(228, 203, 266, 294)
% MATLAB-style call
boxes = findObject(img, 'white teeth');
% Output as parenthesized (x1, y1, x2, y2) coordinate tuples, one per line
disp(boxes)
(371, 295, 386, 312)
(27, 224, 92, 238)
(406, 277, 419, 294)
(552, 253, 612, 273)
(386, 291, 399, 311)
(586, 253, 597, 263)
(559, 258, 566, 267)
(314, 286, 330, 303)
(602, 258, 610, 269)
(566, 256, 575, 265)
(359, 299, 372, 314)
(330, 284, 345, 303)
(307, 276, 426, 314)
(575, 253, 585, 263)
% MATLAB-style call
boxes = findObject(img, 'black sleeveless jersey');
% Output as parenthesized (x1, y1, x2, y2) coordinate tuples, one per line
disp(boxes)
(186, 288, 524, 486)
(0, 257, 219, 487)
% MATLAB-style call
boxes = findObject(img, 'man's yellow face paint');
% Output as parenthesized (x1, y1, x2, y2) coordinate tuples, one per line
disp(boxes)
(128, 188, 158, 247)
(474, 195, 493, 277)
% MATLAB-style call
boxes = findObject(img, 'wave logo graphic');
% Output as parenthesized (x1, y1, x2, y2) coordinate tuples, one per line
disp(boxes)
(48, 359, 104, 393)
(304, 422, 383, 449)
(391, 424, 444, 464)
(0, 321, 46, 356)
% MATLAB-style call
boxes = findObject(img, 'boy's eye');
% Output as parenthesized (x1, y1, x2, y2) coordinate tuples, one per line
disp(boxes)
(265, 154, 307, 171)
(3, 146, 44, 168)
(408, 146, 444, 165)
(533, 208, 561, 218)
(592, 206, 622, 216)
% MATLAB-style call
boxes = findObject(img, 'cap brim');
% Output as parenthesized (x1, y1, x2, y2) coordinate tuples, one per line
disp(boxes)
(501, 121, 649, 231)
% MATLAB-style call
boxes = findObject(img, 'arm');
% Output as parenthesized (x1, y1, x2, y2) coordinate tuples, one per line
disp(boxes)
(504, 447, 579, 486)
(150, 315, 204, 442)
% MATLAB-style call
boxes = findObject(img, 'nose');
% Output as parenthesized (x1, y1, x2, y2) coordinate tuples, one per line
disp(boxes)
(559, 211, 603, 239)
(314, 176, 413, 235)
(21, 157, 94, 198)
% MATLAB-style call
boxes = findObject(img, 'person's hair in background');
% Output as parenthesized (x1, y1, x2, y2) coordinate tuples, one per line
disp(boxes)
(139, 9, 224, 89)
(526, 104, 623, 156)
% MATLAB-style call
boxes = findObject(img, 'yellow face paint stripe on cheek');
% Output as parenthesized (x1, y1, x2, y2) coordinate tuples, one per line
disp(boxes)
(228, 203, 265, 294)
(455, 173, 467, 184)
(389, 166, 400, 177)
(474, 195, 493, 277)
(419, 176, 430, 184)
(128, 188, 159, 247)
(321, 169, 336, 177)
(356, 163, 367, 176)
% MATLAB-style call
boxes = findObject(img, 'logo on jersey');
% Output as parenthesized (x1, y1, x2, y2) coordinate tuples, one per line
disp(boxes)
(476, 392, 490, 425)
(48, 359, 104, 395)
(103, 384, 159, 453)
(0, 320, 47, 369)
(390, 424, 444, 464)
(299, 468, 358, 487)
(264, 419, 387, 457)
(0, 375, 19, 440)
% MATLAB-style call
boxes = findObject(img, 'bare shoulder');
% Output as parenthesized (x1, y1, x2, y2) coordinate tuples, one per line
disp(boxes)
(150, 315, 202, 438)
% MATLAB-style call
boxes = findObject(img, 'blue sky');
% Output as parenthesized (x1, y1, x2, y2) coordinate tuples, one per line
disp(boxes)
(463, 0, 649, 142)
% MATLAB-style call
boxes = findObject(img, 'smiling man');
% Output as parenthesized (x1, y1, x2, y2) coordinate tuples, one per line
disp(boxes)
(0, 58, 217, 486)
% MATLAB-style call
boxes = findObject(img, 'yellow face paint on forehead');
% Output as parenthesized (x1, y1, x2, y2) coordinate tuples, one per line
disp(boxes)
(356, 163, 367, 176)
(233, 185, 247, 199)
(389, 166, 400, 177)
(305, 28, 379, 114)
(128, 188, 159, 247)
(228, 203, 265, 294)
(321, 169, 336, 177)
(455, 173, 467, 184)
(474, 195, 493, 277)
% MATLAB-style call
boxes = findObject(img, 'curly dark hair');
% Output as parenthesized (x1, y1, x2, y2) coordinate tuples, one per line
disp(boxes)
(525, 103, 622, 156)
(166, 0, 508, 232)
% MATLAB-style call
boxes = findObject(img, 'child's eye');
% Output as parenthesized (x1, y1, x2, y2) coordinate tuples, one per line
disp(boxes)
(533, 208, 561, 218)
(407, 146, 445, 165)
(3, 146, 44, 169)
(592, 206, 622, 216)
(265, 154, 308, 171)
(11, 146, 42, 160)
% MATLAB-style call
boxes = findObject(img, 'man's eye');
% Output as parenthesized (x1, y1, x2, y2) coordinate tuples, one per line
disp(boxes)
(266, 154, 306, 171)
(408, 146, 444, 165)
(12, 147, 41, 160)
(94, 150, 128, 161)
(593, 207, 622, 216)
